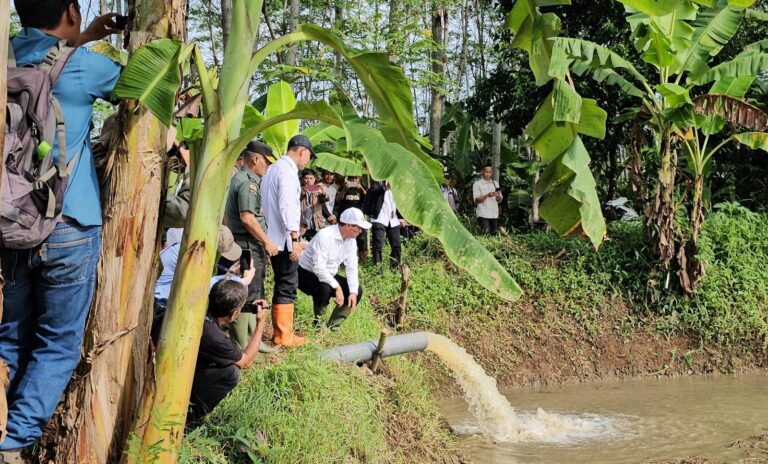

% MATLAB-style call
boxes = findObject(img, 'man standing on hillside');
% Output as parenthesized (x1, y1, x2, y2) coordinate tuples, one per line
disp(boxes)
(224, 141, 278, 350)
(473, 164, 503, 235)
(261, 135, 315, 347)
(0, 1, 122, 459)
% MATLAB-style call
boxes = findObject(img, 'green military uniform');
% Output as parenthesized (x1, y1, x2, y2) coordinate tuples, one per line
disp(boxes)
(225, 167, 269, 349)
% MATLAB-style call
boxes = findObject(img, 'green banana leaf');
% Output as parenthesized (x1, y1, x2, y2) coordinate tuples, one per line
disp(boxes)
(657, 83, 693, 107)
(538, 137, 604, 242)
(692, 52, 768, 85)
(626, 5, 696, 69)
(744, 38, 768, 52)
(673, 2, 747, 78)
(312, 152, 366, 176)
(548, 38, 647, 97)
(290, 24, 443, 181)
(733, 132, 768, 151)
(710, 76, 755, 98)
(112, 39, 188, 126)
(261, 81, 299, 157)
(506, 0, 569, 86)
(617, 0, 687, 16)
(343, 120, 523, 301)
(526, 92, 607, 248)
(303, 122, 345, 145)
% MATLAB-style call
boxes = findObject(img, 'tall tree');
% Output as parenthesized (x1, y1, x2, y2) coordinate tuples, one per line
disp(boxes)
(429, 2, 447, 156)
(36, 0, 186, 462)
(287, 0, 300, 65)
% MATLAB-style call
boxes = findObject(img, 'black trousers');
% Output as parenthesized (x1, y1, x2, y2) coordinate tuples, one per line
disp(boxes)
(233, 234, 268, 306)
(270, 246, 299, 304)
(372, 223, 401, 269)
(478, 217, 499, 235)
(297, 266, 363, 315)
(188, 363, 240, 425)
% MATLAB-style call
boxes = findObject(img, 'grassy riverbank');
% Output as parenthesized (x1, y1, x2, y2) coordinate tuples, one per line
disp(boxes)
(182, 205, 768, 462)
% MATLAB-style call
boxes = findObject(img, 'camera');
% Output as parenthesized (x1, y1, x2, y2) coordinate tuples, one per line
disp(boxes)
(111, 15, 128, 30)
(239, 248, 252, 273)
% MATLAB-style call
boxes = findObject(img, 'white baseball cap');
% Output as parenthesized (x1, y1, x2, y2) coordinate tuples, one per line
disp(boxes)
(340, 208, 372, 229)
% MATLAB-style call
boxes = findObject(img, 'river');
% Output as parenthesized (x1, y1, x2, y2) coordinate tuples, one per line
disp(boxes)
(440, 372, 768, 463)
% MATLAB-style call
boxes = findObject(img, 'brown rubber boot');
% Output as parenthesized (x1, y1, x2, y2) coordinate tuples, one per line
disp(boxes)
(272, 303, 306, 347)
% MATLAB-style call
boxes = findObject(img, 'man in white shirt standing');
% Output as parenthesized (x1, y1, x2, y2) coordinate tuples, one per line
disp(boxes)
(472, 164, 503, 235)
(367, 180, 405, 270)
(298, 208, 371, 330)
(261, 134, 314, 347)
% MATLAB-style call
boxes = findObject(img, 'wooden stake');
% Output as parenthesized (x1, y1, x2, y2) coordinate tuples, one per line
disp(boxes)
(394, 264, 410, 329)
(370, 329, 390, 373)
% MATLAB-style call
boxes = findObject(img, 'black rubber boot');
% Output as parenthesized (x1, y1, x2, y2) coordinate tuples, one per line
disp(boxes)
(327, 305, 352, 331)
(313, 302, 328, 328)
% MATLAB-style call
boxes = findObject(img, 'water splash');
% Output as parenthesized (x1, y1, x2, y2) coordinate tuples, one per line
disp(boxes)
(426, 333, 619, 443)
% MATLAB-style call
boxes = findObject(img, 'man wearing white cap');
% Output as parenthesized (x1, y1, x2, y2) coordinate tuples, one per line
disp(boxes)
(297, 208, 372, 330)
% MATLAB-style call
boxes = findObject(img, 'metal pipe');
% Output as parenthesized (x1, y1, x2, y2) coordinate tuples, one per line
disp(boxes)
(320, 331, 430, 364)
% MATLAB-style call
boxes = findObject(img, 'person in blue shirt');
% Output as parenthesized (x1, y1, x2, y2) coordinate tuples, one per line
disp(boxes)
(0, 0, 122, 459)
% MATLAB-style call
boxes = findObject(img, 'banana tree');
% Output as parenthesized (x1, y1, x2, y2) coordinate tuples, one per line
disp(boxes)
(112, 2, 522, 459)
(506, 0, 608, 249)
(511, 0, 768, 291)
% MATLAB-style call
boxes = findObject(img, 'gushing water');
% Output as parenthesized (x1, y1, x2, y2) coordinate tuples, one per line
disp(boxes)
(426, 333, 618, 444)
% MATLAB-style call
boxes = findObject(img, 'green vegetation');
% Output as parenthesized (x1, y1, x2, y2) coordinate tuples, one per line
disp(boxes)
(181, 205, 767, 463)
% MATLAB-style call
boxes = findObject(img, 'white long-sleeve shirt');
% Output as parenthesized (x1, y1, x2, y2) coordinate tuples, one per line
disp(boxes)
(262, 155, 301, 252)
(373, 188, 399, 227)
(298, 225, 360, 294)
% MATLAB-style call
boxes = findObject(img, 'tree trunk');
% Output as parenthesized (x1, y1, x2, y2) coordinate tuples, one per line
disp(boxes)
(528, 144, 540, 224)
(492, 122, 501, 184)
(286, 0, 300, 66)
(644, 128, 678, 275)
(677, 174, 706, 293)
(428, 2, 446, 157)
(0, 0, 10, 443)
(36, 2, 185, 462)
(386, 0, 399, 63)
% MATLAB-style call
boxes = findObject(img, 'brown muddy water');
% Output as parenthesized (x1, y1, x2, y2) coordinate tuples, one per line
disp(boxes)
(439, 373, 768, 463)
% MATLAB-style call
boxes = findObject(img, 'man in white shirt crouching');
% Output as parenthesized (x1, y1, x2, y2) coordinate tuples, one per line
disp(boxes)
(297, 208, 371, 331)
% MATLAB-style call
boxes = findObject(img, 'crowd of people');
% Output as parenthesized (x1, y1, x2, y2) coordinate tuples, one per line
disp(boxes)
(0, 1, 504, 459)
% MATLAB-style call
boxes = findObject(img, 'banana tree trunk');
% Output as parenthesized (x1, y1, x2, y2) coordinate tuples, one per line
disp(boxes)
(428, 2, 446, 157)
(0, 0, 10, 443)
(644, 128, 678, 272)
(677, 173, 706, 293)
(127, 1, 262, 461)
(35, 2, 185, 462)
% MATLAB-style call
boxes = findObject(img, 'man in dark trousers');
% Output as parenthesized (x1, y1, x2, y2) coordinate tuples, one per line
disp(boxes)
(297, 208, 371, 330)
(366, 180, 405, 270)
(224, 141, 278, 350)
(334, 175, 369, 262)
(261, 135, 315, 347)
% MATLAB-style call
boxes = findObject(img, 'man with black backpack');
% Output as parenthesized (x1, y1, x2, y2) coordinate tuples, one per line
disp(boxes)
(0, 1, 122, 459)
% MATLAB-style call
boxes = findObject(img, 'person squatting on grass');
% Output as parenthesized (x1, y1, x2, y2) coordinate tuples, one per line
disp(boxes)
(0, 1, 123, 460)
(297, 208, 372, 330)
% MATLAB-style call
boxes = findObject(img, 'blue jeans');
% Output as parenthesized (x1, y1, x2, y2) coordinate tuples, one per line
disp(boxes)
(0, 222, 101, 449)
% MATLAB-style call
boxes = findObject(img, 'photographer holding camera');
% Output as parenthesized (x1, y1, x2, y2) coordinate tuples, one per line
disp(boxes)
(189, 280, 268, 425)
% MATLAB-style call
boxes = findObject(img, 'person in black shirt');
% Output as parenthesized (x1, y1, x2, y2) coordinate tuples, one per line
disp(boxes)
(188, 279, 267, 425)
(334, 175, 369, 261)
